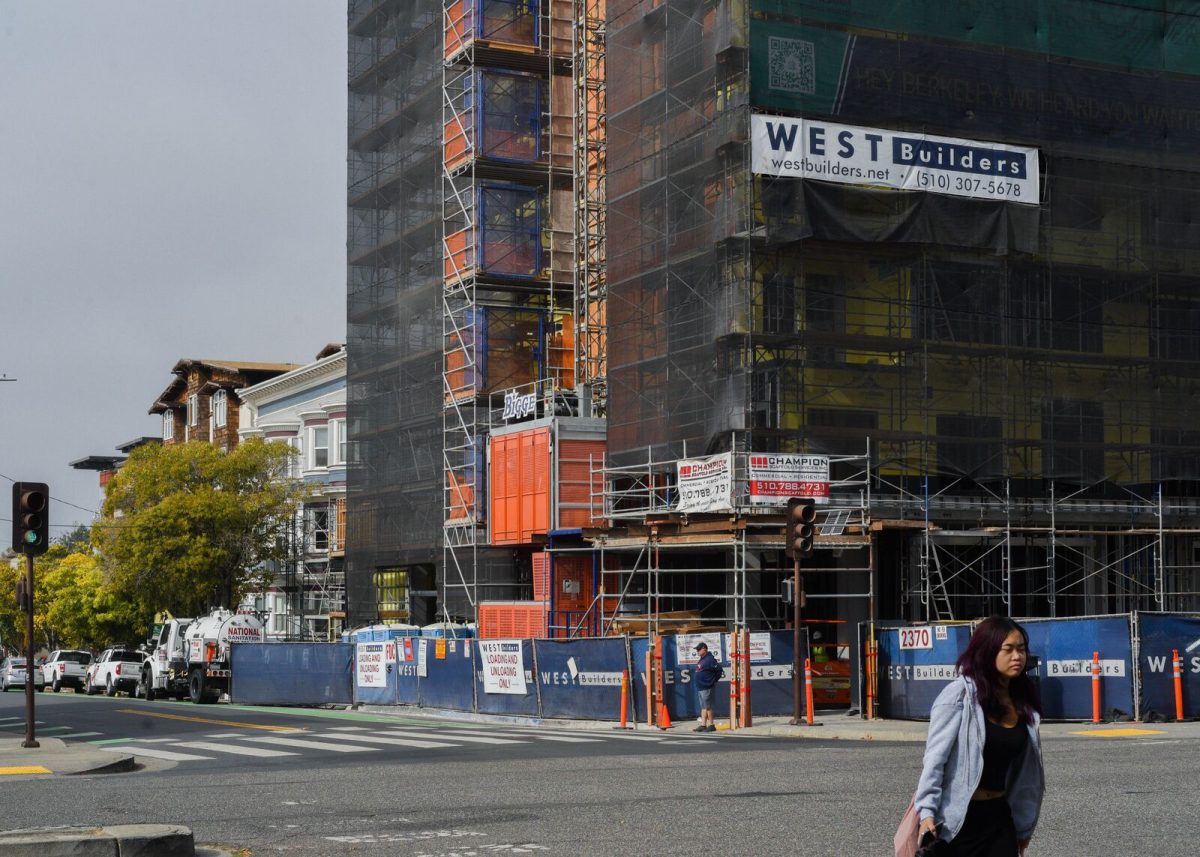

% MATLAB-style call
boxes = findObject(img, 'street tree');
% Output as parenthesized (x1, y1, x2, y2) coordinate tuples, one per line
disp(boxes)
(40, 548, 143, 649)
(93, 439, 303, 617)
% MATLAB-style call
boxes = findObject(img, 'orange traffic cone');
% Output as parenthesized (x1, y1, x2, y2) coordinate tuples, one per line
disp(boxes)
(657, 700, 673, 730)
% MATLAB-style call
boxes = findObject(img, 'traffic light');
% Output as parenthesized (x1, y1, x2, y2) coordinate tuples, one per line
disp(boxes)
(11, 481, 49, 557)
(785, 496, 817, 558)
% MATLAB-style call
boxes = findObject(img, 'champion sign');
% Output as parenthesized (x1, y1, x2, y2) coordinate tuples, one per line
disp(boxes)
(748, 453, 829, 505)
(751, 115, 1039, 204)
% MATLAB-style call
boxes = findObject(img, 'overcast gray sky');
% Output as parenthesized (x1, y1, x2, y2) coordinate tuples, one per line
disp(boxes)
(0, 2, 347, 535)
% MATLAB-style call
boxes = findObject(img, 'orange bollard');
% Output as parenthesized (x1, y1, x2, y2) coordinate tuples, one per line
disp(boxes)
(804, 657, 816, 725)
(1173, 649, 1185, 722)
(729, 631, 740, 730)
(739, 628, 752, 728)
(865, 640, 875, 721)
(617, 669, 632, 729)
(1091, 651, 1101, 723)
(645, 650, 653, 728)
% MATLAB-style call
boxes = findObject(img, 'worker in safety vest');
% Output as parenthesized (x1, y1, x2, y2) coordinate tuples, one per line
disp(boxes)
(810, 630, 830, 664)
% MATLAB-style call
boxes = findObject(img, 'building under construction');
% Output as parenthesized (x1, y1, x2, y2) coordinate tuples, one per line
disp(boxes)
(346, 0, 1200, 647)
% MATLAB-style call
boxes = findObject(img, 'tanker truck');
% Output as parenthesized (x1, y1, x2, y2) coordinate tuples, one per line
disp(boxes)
(136, 608, 265, 704)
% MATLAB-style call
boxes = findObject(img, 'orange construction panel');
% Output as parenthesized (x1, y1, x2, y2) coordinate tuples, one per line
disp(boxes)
(478, 602, 548, 639)
(445, 0, 470, 59)
(489, 426, 551, 544)
(444, 116, 471, 171)
(444, 227, 474, 282)
(558, 438, 606, 529)
(532, 552, 550, 602)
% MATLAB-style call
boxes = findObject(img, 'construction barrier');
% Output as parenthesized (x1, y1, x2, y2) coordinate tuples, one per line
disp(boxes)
(475, 638, 540, 717)
(1023, 615, 1135, 720)
(230, 642, 354, 706)
(533, 637, 631, 720)
(395, 637, 420, 705)
(353, 640, 401, 705)
(873, 623, 974, 719)
(1136, 613, 1200, 720)
(416, 636, 476, 711)
(630, 631, 801, 722)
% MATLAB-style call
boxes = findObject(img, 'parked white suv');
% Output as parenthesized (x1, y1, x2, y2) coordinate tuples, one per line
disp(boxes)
(41, 649, 93, 692)
(84, 648, 144, 697)
(1, 656, 45, 692)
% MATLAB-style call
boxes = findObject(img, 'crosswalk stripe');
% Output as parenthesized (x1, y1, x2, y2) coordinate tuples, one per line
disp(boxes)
(206, 733, 249, 739)
(445, 729, 602, 744)
(0, 721, 43, 730)
(327, 726, 372, 732)
(0, 717, 20, 722)
(575, 731, 665, 741)
(173, 741, 298, 758)
(381, 729, 526, 745)
(314, 732, 459, 749)
(234, 735, 376, 753)
(103, 745, 214, 762)
(58, 732, 102, 739)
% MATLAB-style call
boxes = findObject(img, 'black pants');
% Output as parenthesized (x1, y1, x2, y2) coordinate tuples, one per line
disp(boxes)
(947, 798, 1017, 857)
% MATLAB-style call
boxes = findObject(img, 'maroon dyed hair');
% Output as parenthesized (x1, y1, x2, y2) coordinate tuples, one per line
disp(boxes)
(955, 616, 1042, 724)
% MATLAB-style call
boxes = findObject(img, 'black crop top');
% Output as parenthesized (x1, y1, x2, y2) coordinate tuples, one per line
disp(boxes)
(978, 717, 1028, 793)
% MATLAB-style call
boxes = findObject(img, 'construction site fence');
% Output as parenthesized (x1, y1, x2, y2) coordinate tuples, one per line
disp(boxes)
(864, 612, 1200, 722)
(230, 642, 355, 706)
(339, 631, 807, 721)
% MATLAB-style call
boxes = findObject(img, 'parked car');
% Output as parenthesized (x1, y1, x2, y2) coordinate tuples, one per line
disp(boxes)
(41, 649, 93, 692)
(1, 656, 45, 692)
(84, 648, 144, 697)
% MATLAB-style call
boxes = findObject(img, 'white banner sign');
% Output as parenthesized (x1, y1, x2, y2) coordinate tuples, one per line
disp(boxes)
(356, 642, 390, 688)
(479, 639, 528, 694)
(676, 632, 725, 665)
(676, 453, 733, 513)
(748, 453, 830, 505)
(751, 115, 1039, 204)
(417, 638, 428, 678)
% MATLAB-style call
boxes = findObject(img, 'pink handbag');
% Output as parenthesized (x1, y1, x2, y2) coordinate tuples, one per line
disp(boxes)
(893, 797, 919, 857)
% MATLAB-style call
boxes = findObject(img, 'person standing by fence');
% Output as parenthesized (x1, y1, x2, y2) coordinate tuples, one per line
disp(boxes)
(692, 642, 722, 733)
(911, 617, 1045, 856)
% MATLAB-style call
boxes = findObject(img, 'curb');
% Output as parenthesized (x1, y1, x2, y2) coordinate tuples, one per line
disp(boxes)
(65, 754, 139, 776)
(0, 824, 197, 857)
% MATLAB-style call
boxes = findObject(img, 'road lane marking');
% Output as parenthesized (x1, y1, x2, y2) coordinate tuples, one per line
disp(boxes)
(0, 717, 20, 722)
(234, 735, 376, 753)
(382, 729, 526, 745)
(0, 766, 51, 775)
(315, 732, 459, 749)
(57, 732, 102, 739)
(1069, 728, 1167, 737)
(173, 741, 298, 757)
(327, 726, 372, 732)
(0, 721, 44, 730)
(116, 708, 301, 732)
(103, 745, 214, 761)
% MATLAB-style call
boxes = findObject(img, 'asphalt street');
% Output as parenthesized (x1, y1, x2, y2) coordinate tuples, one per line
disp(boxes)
(2, 691, 1198, 856)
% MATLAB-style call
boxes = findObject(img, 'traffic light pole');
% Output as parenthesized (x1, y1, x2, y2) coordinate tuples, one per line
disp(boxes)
(23, 553, 38, 748)
(789, 554, 803, 726)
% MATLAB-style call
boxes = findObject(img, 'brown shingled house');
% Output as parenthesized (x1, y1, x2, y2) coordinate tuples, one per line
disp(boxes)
(150, 359, 301, 450)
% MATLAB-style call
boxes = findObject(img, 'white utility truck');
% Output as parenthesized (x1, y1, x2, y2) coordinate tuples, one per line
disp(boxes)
(137, 608, 265, 704)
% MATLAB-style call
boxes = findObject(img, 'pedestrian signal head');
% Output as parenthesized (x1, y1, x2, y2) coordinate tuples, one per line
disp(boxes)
(785, 497, 817, 557)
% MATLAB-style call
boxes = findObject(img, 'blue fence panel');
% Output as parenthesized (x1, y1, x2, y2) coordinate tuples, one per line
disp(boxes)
(476, 639, 540, 717)
(353, 641, 400, 706)
(630, 637, 650, 724)
(876, 624, 973, 720)
(416, 637, 476, 711)
(230, 643, 354, 705)
(1023, 615, 1134, 720)
(534, 637, 630, 720)
(628, 632, 801, 724)
(1136, 613, 1200, 719)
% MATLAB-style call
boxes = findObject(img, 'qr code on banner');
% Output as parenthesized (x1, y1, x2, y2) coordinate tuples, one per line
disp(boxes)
(768, 36, 816, 94)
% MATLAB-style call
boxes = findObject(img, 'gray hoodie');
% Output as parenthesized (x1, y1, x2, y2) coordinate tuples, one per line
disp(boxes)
(915, 676, 1045, 843)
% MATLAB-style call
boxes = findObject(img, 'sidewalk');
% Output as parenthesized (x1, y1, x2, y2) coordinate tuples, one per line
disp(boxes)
(0, 735, 134, 777)
(354, 704, 1200, 742)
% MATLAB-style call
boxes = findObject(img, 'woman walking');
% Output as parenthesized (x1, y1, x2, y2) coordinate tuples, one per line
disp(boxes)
(914, 617, 1045, 856)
